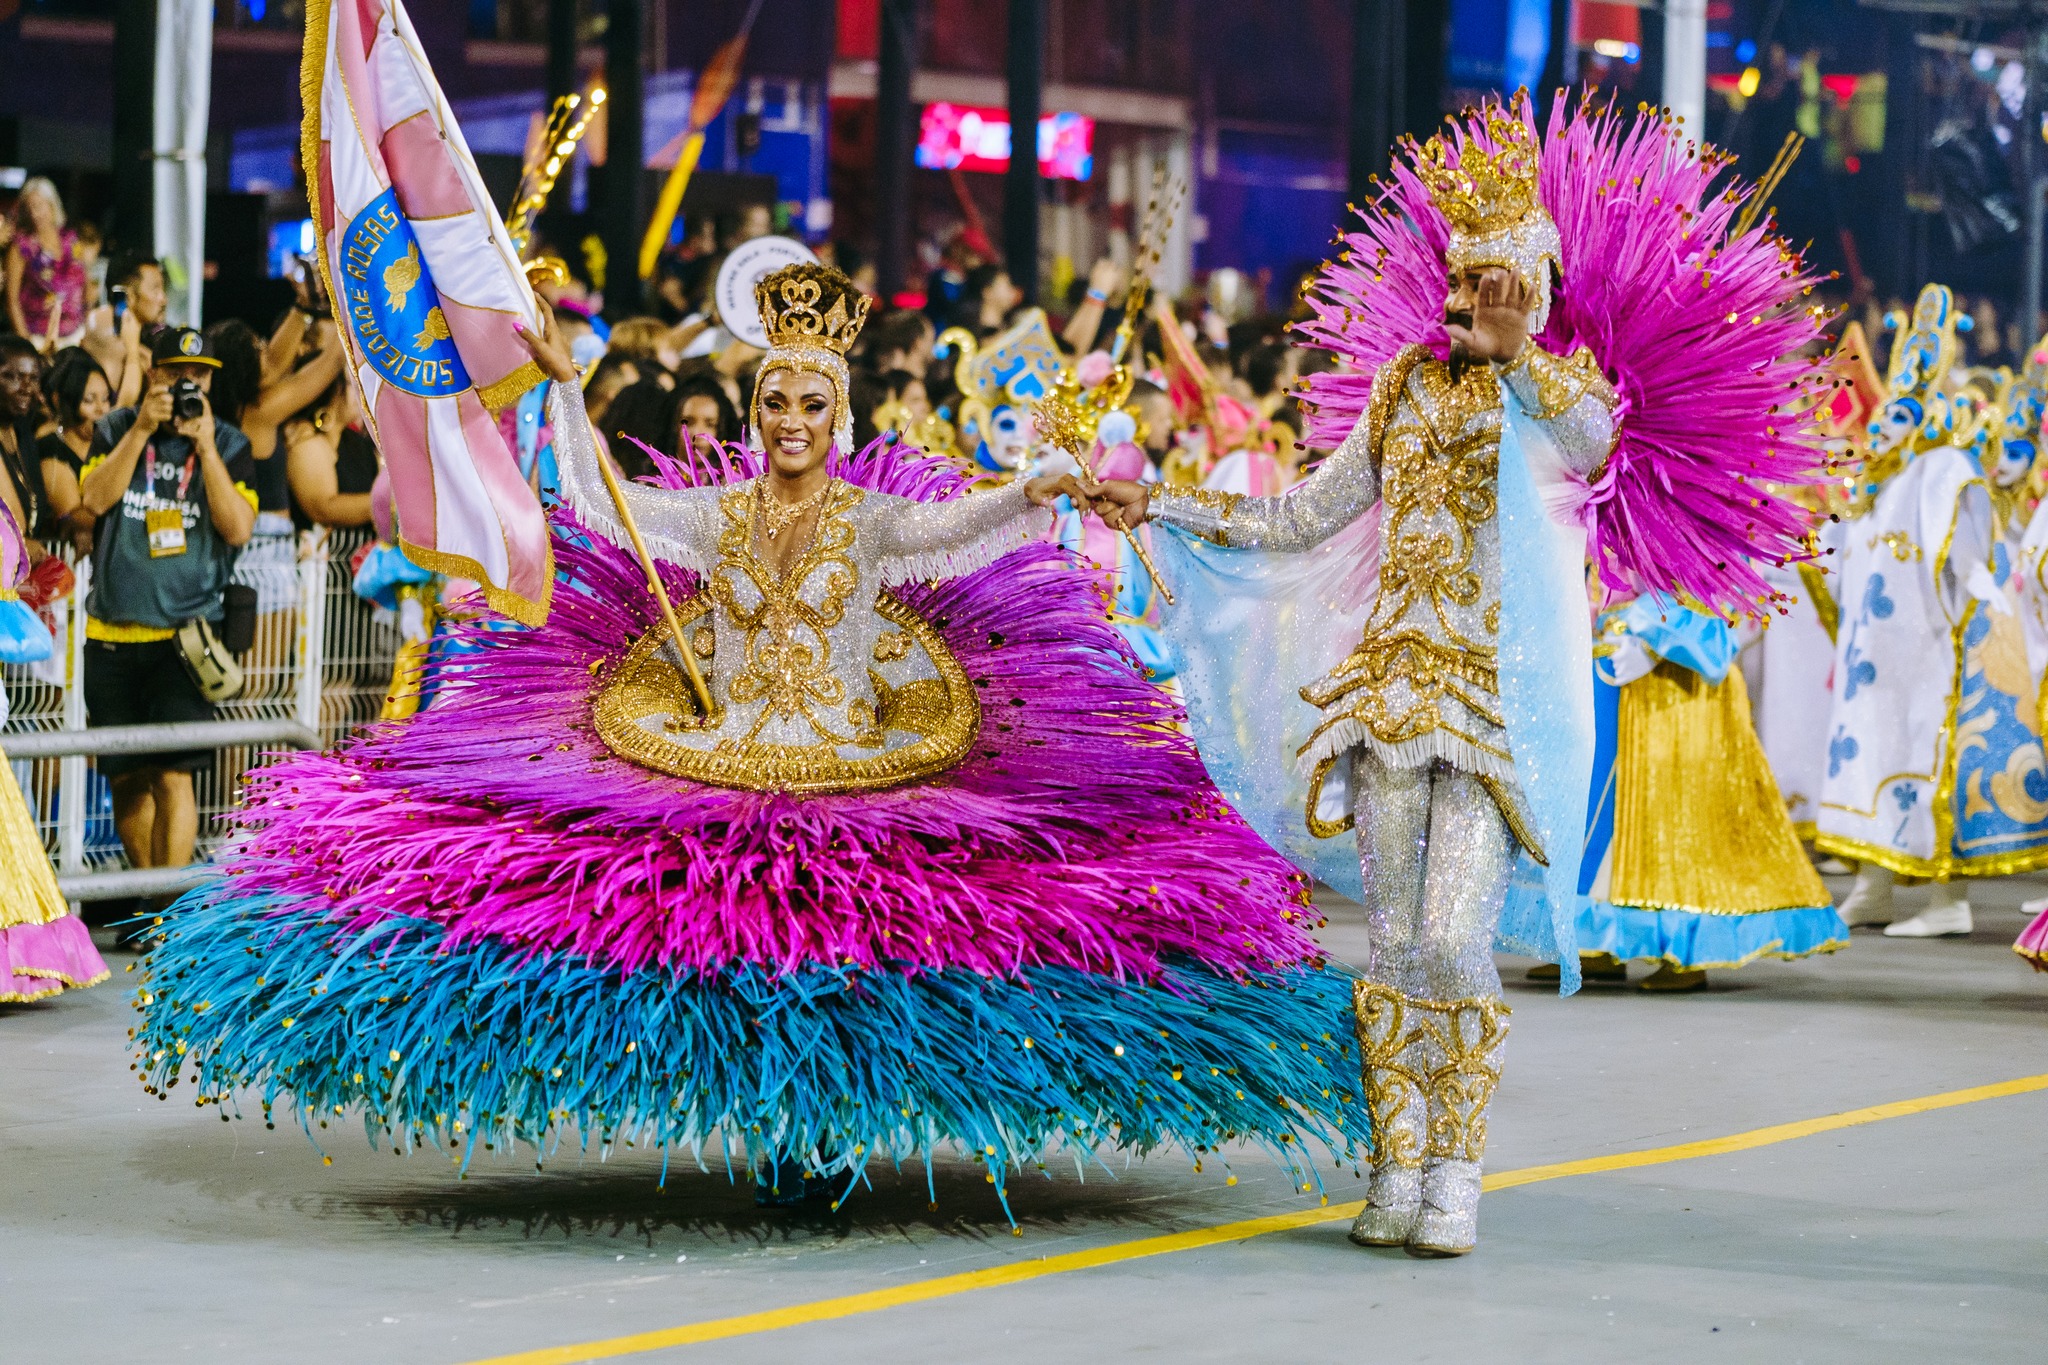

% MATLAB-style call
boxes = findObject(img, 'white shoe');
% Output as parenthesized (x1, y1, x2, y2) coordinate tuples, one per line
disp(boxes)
(1882, 903, 1974, 937)
(1839, 866, 1896, 927)
(1816, 856, 1856, 876)
(2021, 896, 2048, 920)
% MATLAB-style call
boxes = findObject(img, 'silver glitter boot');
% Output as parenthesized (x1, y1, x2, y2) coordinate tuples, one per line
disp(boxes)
(1347, 982, 1428, 1247)
(1408, 994, 1510, 1258)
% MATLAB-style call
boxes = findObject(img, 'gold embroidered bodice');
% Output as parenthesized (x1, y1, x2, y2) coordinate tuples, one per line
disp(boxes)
(1153, 342, 1617, 786)
(549, 382, 1049, 792)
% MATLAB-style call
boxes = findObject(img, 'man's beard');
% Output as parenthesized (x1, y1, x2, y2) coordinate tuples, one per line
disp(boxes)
(1444, 311, 1476, 382)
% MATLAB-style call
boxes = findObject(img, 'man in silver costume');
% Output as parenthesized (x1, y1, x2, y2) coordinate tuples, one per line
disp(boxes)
(1094, 125, 1618, 1256)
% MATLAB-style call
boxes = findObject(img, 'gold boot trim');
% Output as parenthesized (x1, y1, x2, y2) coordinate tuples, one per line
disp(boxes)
(1351, 981, 1427, 1171)
(1413, 994, 1511, 1165)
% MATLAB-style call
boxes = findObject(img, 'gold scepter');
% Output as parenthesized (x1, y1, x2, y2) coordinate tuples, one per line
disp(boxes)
(1030, 168, 1187, 605)
(507, 88, 605, 259)
(1034, 379, 1174, 606)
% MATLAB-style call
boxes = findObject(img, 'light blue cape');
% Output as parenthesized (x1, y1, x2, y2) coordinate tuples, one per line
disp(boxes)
(1154, 389, 1593, 993)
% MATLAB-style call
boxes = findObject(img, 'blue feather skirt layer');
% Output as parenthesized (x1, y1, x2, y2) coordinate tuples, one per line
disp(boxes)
(133, 886, 1367, 1213)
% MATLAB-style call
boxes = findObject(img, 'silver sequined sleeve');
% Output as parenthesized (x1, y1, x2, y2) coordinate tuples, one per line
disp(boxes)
(868, 478, 1055, 583)
(1497, 344, 1619, 478)
(1149, 406, 1382, 550)
(549, 379, 721, 572)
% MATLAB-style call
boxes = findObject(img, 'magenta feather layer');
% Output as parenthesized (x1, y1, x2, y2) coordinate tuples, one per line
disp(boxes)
(1294, 93, 1829, 616)
(218, 438, 1320, 985)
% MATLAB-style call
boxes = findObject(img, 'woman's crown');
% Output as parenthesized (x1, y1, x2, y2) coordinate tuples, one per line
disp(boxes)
(1416, 105, 1543, 238)
(755, 263, 870, 355)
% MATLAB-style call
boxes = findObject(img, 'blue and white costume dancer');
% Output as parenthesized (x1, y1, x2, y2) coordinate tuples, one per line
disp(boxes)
(1821, 286, 2048, 936)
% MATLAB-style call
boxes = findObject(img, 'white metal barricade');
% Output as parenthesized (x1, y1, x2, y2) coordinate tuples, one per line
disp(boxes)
(1, 525, 401, 885)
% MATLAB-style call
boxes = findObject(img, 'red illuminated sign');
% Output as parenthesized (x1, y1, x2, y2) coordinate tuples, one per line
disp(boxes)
(915, 103, 1094, 181)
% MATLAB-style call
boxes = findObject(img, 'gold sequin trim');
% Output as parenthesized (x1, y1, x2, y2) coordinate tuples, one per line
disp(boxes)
(592, 591, 981, 794)
(1476, 773, 1548, 866)
(1305, 754, 1355, 839)
(1152, 485, 1243, 517)
(1351, 981, 1428, 1171)
(1506, 344, 1614, 422)
(1868, 529, 1923, 562)
(1414, 993, 1511, 1164)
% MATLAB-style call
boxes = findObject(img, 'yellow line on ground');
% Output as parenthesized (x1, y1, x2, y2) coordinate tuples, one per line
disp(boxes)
(460, 1072, 2048, 1365)
(1486, 1070, 2048, 1190)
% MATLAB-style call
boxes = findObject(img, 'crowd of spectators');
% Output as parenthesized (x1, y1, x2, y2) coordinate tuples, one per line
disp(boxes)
(0, 180, 383, 902)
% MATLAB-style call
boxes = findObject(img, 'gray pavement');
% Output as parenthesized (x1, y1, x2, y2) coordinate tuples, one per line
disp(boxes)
(3, 875, 2046, 1364)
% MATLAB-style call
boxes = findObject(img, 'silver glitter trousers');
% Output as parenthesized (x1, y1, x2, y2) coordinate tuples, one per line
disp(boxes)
(1346, 750, 1515, 1256)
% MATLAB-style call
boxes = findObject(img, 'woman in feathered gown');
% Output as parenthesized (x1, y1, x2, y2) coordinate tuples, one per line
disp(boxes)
(130, 265, 1364, 1211)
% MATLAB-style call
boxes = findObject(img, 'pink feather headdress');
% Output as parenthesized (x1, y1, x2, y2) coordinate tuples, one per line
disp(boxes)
(1294, 91, 1832, 616)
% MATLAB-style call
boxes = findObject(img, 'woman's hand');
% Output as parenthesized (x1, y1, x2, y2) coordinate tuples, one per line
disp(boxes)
(1022, 471, 1095, 509)
(513, 301, 579, 385)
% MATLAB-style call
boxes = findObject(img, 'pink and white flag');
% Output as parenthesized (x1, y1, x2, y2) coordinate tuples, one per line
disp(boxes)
(303, 0, 552, 624)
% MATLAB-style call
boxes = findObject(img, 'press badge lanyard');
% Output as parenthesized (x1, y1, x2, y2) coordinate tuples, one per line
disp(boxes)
(143, 435, 197, 559)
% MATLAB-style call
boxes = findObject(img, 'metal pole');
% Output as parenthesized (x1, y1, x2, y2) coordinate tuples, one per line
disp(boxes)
(153, 0, 212, 327)
(1403, 0, 1450, 139)
(604, 0, 646, 315)
(1348, 0, 1403, 199)
(2023, 13, 2044, 344)
(875, 0, 920, 303)
(545, 0, 578, 107)
(540, 0, 579, 250)
(1539, 0, 1572, 111)
(59, 562, 86, 878)
(110, 0, 156, 257)
(1004, 0, 1044, 302)
(1664, 0, 1709, 145)
(295, 535, 328, 741)
(3, 720, 322, 760)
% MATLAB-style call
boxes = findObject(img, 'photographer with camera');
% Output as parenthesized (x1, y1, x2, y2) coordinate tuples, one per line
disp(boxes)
(78, 327, 256, 885)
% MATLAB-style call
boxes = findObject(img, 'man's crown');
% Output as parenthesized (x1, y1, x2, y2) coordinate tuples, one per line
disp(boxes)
(1416, 106, 1544, 238)
(755, 263, 870, 355)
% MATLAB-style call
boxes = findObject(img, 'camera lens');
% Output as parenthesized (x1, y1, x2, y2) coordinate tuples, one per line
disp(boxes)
(171, 378, 205, 422)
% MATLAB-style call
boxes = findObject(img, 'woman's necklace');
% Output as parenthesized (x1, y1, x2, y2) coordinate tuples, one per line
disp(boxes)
(755, 476, 831, 541)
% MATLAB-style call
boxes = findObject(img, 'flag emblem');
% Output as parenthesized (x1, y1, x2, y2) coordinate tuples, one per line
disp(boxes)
(341, 189, 471, 399)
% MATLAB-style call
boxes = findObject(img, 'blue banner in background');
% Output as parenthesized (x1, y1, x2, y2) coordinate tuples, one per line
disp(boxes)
(1451, 0, 1553, 94)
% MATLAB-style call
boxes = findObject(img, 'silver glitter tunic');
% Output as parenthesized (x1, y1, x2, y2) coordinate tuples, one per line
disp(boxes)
(551, 382, 1051, 762)
(1152, 342, 1617, 791)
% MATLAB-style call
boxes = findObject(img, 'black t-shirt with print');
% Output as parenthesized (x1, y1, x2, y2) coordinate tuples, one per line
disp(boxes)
(84, 406, 256, 628)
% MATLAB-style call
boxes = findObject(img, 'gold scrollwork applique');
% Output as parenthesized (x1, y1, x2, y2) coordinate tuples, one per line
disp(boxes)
(1351, 981, 1427, 1170)
(711, 482, 864, 743)
(593, 592, 981, 793)
(1506, 344, 1615, 422)
(1414, 994, 1511, 1164)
